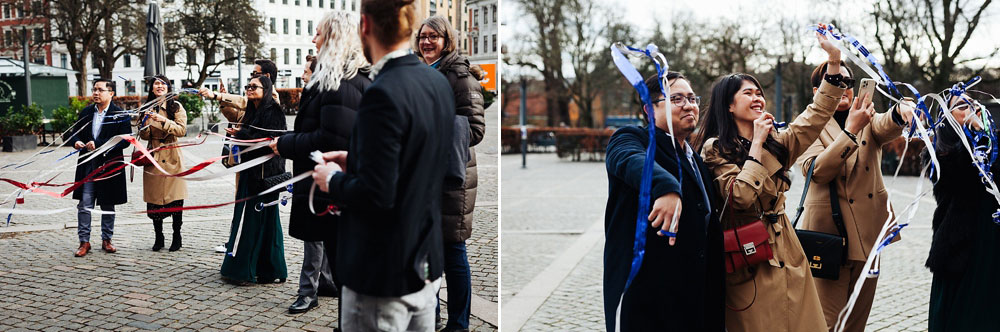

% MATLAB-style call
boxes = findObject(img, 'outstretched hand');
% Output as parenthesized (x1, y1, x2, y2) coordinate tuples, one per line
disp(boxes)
(816, 23, 841, 63)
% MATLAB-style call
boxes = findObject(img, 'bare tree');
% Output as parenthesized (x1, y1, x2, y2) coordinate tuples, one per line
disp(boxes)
(46, 0, 107, 94)
(510, 0, 572, 126)
(166, 0, 263, 87)
(92, 2, 145, 82)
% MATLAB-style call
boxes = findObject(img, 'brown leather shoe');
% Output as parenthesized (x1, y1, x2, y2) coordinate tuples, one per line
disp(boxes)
(101, 239, 116, 253)
(74, 242, 91, 257)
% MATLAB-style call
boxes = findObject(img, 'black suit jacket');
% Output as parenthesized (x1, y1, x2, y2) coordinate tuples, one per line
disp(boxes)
(326, 54, 454, 297)
(603, 126, 725, 331)
(69, 103, 132, 205)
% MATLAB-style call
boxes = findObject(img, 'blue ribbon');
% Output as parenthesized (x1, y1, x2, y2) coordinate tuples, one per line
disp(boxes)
(610, 43, 683, 293)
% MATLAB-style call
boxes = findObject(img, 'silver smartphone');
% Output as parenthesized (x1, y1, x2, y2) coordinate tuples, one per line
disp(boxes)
(859, 78, 877, 99)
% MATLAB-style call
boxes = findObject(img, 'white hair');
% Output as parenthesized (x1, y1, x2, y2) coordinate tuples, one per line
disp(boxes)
(307, 11, 371, 92)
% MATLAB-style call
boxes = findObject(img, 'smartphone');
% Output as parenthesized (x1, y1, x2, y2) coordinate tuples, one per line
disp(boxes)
(859, 78, 877, 99)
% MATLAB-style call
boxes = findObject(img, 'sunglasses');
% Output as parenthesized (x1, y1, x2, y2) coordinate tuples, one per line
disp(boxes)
(250, 71, 262, 78)
(244, 84, 263, 91)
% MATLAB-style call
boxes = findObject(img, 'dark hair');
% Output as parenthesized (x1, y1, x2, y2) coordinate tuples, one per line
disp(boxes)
(254, 59, 278, 81)
(246, 75, 276, 118)
(695, 73, 791, 184)
(307, 55, 318, 72)
(809, 60, 853, 89)
(635, 71, 688, 125)
(361, 0, 416, 46)
(144, 75, 179, 121)
(94, 78, 116, 96)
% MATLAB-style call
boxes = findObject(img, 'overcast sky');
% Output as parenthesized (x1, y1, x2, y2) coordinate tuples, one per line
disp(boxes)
(501, 0, 1000, 79)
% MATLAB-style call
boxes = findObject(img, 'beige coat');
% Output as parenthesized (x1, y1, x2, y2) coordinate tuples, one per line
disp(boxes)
(701, 79, 846, 332)
(139, 101, 188, 205)
(796, 107, 905, 331)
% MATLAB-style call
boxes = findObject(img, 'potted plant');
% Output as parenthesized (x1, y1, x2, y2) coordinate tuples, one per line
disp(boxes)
(176, 93, 204, 136)
(53, 97, 87, 142)
(1, 103, 44, 152)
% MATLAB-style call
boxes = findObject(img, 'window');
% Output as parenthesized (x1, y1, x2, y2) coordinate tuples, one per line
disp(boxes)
(473, 36, 478, 54)
(307, 0, 312, 6)
(4, 31, 10, 46)
(32, 1, 41, 16)
(295, 0, 300, 5)
(60, 54, 67, 68)
(493, 5, 497, 22)
(484, 36, 488, 54)
(308, 21, 313, 36)
(270, 48, 277, 61)
(308, 49, 313, 56)
(319, 0, 323, 8)
(493, 33, 497, 52)
(33, 28, 42, 44)
(283, 48, 289, 65)
(484, 6, 488, 24)
(429, 0, 436, 15)
(270, 18, 276, 34)
(473, 10, 478, 27)
(283, 19, 289, 34)
(166, 51, 176, 66)
(282, 0, 287, 4)
(186, 49, 196, 64)
(225, 48, 235, 65)
(296, 77, 302, 88)
(124, 54, 131, 67)
(32, 54, 43, 65)
(295, 20, 300, 35)
(3, 5, 9, 19)
(296, 49, 301, 65)
(341, 0, 345, 10)
(270, 0, 274, 2)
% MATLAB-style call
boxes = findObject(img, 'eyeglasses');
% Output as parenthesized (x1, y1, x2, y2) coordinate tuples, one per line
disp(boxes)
(417, 34, 441, 42)
(250, 71, 262, 78)
(92, 88, 111, 93)
(655, 95, 700, 107)
(842, 77, 856, 89)
(244, 84, 263, 91)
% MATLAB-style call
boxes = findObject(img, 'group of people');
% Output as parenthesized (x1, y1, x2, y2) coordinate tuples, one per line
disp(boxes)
(67, 0, 485, 330)
(604, 23, 999, 332)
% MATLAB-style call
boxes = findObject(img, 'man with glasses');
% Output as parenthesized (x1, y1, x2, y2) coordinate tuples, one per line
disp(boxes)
(198, 59, 281, 253)
(69, 78, 133, 257)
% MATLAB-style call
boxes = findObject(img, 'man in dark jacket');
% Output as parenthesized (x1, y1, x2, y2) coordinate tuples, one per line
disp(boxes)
(603, 73, 724, 331)
(71, 78, 133, 257)
(311, 0, 454, 330)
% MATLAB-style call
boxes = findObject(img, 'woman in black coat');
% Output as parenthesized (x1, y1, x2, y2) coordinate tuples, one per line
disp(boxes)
(270, 11, 371, 314)
(220, 75, 288, 285)
(925, 94, 1000, 331)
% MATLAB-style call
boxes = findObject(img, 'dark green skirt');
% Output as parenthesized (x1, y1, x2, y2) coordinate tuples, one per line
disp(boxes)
(929, 215, 1000, 331)
(220, 174, 287, 283)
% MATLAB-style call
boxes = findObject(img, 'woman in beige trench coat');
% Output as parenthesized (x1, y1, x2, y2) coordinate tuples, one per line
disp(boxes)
(138, 75, 188, 252)
(695, 28, 848, 332)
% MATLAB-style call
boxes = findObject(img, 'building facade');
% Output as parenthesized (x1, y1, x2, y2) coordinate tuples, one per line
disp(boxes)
(465, 0, 496, 91)
(0, 0, 51, 67)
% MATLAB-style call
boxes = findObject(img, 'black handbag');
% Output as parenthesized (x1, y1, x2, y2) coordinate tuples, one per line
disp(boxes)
(263, 172, 292, 189)
(792, 159, 848, 280)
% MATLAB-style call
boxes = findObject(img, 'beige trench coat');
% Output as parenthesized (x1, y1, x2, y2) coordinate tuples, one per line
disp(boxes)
(701, 79, 846, 332)
(138, 101, 187, 205)
(796, 106, 905, 331)
(215, 89, 280, 124)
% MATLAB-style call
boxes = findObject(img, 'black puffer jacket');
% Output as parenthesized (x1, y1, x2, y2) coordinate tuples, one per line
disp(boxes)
(436, 50, 486, 243)
(277, 74, 371, 241)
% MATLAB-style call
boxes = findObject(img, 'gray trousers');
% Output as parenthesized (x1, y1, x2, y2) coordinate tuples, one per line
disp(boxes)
(77, 181, 115, 243)
(297, 240, 335, 298)
(341, 278, 441, 332)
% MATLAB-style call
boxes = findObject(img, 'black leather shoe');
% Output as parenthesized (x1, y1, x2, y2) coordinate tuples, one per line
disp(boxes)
(288, 295, 318, 314)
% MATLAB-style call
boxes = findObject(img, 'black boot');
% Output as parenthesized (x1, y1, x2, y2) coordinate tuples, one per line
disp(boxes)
(169, 214, 182, 252)
(152, 219, 164, 251)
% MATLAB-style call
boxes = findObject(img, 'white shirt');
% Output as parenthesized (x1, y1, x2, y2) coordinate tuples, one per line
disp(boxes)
(92, 103, 110, 139)
(369, 48, 412, 79)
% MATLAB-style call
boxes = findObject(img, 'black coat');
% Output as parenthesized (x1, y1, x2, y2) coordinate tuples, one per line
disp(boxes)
(70, 103, 132, 205)
(234, 100, 286, 193)
(436, 50, 486, 243)
(926, 126, 1000, 276)
(325, 54, 454, 297)
(278, 74, 370, 241)
(603, 126, 725, 331)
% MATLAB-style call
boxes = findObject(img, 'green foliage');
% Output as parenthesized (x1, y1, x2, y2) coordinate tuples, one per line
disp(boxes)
(50, 97, 88, 134)
(482, 86, 496, 109)
(0, 103, 44, 136)
(176, 93, 204, 124)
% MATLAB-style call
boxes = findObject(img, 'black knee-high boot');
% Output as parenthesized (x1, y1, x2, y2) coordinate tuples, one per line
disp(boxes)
(152, 219, 165, 251)
(169, 213, 183, 252)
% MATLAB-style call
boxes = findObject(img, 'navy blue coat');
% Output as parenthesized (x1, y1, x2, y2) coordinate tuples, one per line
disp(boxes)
(325, 54, 454, 297)
(603, 126, 725, 331)
(69, 103, 132, 205)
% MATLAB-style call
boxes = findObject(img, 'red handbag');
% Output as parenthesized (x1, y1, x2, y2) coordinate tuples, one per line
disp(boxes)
(131, 138, 154, 167)
(720, 180, 774, 274)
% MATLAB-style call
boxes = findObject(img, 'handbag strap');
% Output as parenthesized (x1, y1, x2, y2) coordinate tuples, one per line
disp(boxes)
(828, 178, 848, 239)
(792, 158, 817, 228)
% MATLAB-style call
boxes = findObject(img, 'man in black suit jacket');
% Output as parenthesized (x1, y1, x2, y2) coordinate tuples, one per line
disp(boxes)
(311, 0, 454, 330)
(603, 73, 725, 331)
(70, 78, 133, 257)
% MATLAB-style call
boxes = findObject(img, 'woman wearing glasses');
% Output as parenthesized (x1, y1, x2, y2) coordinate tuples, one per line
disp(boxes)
(924, 94, 1000, 331)
(603, 72, 724, 331)
(414, 15, 486, 331)
(220, 75, 289, 285)
(695, 26, 848, 331)
(138, 75, 188, 252)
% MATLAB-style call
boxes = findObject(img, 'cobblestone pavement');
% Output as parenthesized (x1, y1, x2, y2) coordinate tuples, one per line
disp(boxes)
(501, 153, 935, 331)
(0, 108, 499, 331)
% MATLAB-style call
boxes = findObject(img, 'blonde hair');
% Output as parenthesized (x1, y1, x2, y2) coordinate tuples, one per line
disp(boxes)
(308, 11, 371, 92)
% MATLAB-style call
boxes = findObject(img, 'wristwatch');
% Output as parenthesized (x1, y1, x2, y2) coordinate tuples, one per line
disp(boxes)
(843, 128, 858, 143)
